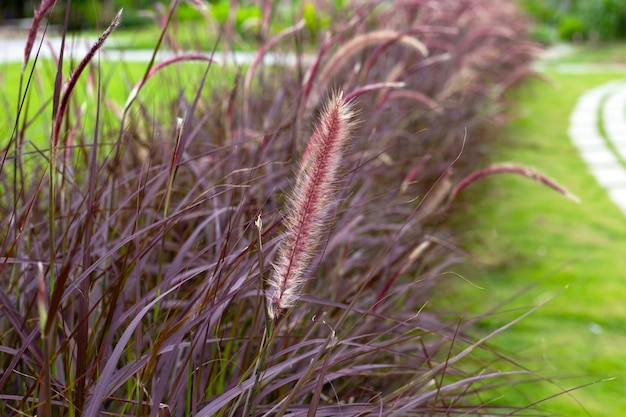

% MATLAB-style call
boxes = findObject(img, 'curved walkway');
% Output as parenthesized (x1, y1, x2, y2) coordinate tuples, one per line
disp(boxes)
(569, 79, 626, 213)
(0, 36, 309, 66)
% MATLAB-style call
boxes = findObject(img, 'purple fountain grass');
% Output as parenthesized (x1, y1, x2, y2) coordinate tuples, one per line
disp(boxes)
(243, 19, 305, 122)
(447, 163, 581, 205)
(267, 92, 356, 320)
(0, 0, 557, 414)
(304, 30, 428, 111)
(23, 0, 58, 70)
(52, 9, 123, 146)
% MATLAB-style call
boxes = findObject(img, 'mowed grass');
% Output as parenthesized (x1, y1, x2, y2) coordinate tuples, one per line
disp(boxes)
(441, 72, 626, 415)
(554, 42, 626, 64)
(0, 57, 235, 153)
(103, 20, 224, 51)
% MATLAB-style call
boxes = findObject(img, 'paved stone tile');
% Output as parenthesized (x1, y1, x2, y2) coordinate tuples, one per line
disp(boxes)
(569, 80, 626, 215)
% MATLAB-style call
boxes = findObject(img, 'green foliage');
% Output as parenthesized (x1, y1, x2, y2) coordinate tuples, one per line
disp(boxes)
(579, 0, 626, 41)
(518, 0, 562, 23)
(48, 0, 103, 30)
(46, 0, 204, 30)
(113, 0, 153, 9)
(209, 2, 262, 37)
(558, 15, 586, 41)
(303, 1, 330, 39)
(519, 0, 626, 42)
(47, 0, 152, 29)
(175, 2, 206, 22)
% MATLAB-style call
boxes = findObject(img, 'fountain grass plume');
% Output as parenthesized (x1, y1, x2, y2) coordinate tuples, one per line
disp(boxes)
(52, 9, 123, 146)
(267, 92, 356, 320)
(23, 0, 58, 70)
(447, 163, 581, 205)
(304, 30, 428, 111)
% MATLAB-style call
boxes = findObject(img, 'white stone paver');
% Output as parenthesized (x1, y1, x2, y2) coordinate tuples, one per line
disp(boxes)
(0, 36, 310, 66)
(604, 86, 626, 160)
(569, 80, 626, 213)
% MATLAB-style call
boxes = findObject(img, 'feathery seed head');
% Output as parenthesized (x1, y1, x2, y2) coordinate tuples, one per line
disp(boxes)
(267, 92, 355, 320)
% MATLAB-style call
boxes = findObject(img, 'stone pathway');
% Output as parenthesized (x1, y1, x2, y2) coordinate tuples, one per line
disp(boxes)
(0, 35, 307, 66)
(569, 79, 626, 213)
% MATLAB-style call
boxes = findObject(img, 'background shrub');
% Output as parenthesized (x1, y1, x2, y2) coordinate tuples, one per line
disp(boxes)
(208, 1, 262, 36)
(519, 0, 626, 42)
(579, 0, 626, 41)
(558, 14, 586, 41)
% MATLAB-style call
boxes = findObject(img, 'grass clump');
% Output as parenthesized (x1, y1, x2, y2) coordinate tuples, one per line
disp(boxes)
(0, 0, 572, 415)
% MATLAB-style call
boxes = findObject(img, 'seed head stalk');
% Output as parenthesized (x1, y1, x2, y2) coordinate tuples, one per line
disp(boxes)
(267, 92, 355, 319)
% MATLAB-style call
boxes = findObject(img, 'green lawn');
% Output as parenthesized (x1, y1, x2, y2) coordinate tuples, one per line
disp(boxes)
(548, 42, 626, 64)
(0, 58, 233, 152)
(442, 71, 626, 415)
(103, 20, 226, 51)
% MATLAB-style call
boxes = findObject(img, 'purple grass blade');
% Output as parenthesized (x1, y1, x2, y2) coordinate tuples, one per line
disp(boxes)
(52, 9, 123, 146)
(448, 163, 581, 204)
(23, 0, 58, 70)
